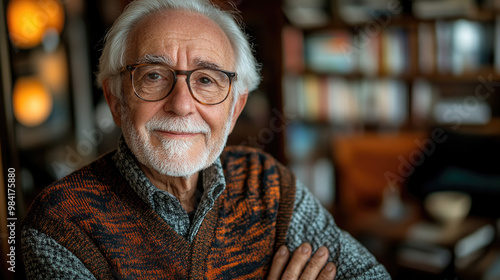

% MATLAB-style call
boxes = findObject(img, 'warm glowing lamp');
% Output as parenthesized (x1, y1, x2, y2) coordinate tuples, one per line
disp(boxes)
(13, 77, 53, 127)
(38, 0, 65, 33)
(7, 0, 65, 49)
(7, 0, 46, 49)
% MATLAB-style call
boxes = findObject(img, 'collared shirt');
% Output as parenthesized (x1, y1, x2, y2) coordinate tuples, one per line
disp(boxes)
(21, 137, 390, 279)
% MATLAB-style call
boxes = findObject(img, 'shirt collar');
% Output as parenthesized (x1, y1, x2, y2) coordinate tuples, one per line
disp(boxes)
(112, 136, 226, 211)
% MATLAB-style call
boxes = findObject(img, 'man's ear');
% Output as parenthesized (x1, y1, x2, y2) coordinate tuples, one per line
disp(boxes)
(103, 79, 123, 127)
(229, 91, 248, 133)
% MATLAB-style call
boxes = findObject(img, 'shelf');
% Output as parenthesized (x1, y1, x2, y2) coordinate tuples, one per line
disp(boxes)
(297, 68, 500, 82)
(301, 7, 499, 33)
(418, 71, 500, 83)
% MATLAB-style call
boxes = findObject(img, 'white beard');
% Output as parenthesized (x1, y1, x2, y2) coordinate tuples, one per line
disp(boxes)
(121, 105, 234, 178)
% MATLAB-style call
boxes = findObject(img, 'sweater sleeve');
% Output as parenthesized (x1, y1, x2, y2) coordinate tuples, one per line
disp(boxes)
(21, 228, 96, 280)
(285, 180, 391, 280)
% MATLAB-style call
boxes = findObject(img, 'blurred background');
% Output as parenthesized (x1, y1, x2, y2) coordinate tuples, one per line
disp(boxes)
(1, 0, 500, 279)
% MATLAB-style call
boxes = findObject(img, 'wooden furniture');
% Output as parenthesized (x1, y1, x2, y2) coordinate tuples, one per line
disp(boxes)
(331, 131, 427, 228)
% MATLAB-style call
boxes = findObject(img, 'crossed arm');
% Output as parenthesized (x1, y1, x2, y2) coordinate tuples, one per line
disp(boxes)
(273, 181, 390, 280)
(23, 227, 335, 280)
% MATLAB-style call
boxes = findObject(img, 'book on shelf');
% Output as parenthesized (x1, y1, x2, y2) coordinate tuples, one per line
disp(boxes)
(353, 80, 375, 123)
(304, 30, 355, 74)
(381, 27, 410, 76)
(435, 20, 453, 74)
(303, 75, 323, 122)
(436, 19, 495, 75)
(396, 217, 496, 274)
(282, 25, 305, 74)
(374, 79, 407, 126)
(412, 0, 478, 19)
(282, 0, 330, 28)
(433, 97, 492, 125)
(326, 77, 354, 125)
(357, 32, 381, 77)
(337, 0, 401, 25)
(452, 20, 494, 75)
(418, 22, 436, 75)
(411, 79, 436, 126)
(281, 75, 408, 127)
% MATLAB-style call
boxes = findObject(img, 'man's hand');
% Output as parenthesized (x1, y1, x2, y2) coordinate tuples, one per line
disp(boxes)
(267, 243, 336, 280)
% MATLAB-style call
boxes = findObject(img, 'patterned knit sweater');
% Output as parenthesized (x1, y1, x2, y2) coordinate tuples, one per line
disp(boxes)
(22, 141, 391, 279)
(21, 147, 296, 279)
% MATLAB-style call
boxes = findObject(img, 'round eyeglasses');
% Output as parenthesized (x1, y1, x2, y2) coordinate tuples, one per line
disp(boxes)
(122, 63, 237, 105)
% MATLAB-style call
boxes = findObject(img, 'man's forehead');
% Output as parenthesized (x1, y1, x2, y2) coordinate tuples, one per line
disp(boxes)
(126, 10, 235, 68)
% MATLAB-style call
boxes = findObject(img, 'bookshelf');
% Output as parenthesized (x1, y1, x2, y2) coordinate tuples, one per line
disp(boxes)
(280, 0, 500, 207)
(283, 15, 500, 130)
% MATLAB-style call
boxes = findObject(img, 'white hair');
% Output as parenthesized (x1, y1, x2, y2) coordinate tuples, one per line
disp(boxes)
(96, 0, 261, 101)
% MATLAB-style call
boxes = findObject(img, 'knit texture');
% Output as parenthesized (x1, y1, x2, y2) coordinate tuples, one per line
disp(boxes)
(21, 146, 296, 279)
(287, 181, 390, 279)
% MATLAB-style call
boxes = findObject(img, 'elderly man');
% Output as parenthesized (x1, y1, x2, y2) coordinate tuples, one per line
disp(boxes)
(21, 0, 390, 279)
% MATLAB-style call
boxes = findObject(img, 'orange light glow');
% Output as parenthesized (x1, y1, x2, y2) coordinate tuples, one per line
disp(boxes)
(7, 0, 65, 49)
(38, 0, 65, 33)
(36, 48, 68, 93)
(13, 77, 53, 127)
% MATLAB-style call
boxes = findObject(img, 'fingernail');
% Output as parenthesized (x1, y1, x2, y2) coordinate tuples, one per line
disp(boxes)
(317, 247, 326, 257)
(278, 246, 287, 256)
(326, 263, 335, 272)
(300, 245, 310, 254)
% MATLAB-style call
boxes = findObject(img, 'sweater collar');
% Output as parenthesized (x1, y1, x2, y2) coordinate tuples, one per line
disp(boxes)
(112, 135, 226, 215)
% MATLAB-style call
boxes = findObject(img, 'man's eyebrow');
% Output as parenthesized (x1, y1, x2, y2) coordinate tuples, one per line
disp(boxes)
(194, 59, 223, 70)
(134, 55, 225, 70)
(135, 54, 173, 65)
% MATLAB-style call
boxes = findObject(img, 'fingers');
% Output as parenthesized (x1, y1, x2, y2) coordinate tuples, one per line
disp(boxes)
(281, 243, 313, 279)
(267, 244, 337, 280)
(316, 262, 336, 280)
(299, 246, 329, 280)
(267, 245, 290, 280)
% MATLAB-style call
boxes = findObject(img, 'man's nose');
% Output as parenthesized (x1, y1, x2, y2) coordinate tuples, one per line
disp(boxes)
(163, 76, 196, 116)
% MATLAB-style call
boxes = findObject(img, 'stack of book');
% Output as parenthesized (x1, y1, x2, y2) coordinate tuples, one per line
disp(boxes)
(396, 217, 496, 275)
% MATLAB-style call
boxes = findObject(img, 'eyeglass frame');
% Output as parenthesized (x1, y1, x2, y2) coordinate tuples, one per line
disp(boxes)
(121, 63, 237, 105)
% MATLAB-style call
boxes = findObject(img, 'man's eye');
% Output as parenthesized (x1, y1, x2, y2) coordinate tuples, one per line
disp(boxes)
(147, 73, 161, 80)
(199, 77, 213, 85)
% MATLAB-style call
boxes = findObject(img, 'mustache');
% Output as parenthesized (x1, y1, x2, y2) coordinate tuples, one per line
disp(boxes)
(145, 114, 211, 134)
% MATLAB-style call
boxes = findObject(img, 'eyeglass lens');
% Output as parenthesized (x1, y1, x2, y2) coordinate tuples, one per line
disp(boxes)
(131, 65, 231, 104)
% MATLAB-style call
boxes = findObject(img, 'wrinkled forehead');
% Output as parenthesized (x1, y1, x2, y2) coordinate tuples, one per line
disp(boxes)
(126, 9, 235, 70)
